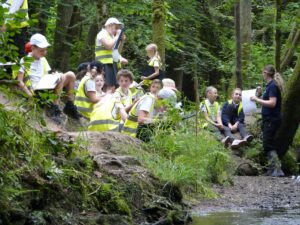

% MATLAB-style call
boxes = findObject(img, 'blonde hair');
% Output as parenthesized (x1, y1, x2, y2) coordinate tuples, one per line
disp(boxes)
(205, 86, 217, 97)
(263, 65, 285, 93)
(146, 43, 161, 61)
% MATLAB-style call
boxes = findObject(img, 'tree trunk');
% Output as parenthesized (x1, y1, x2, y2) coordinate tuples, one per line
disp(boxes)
(152, 0, 166, 69)
(276, 55, 300, 157)
(275, 0, 282, 72)
(80, 0, 106, 62)
(280, 22, 300, 72)
(52, 0, 75, 71)
(240, 0, 252, 85)
(235, 2, 243, 89)
(62, 6, 82, 70)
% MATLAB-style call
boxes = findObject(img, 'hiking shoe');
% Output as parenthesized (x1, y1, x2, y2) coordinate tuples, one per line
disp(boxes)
(231, 139, 247, 149)
(221, 136, 231, 148)
(244, 135, 254, 143)
(63, 101, 81, 120)
(47, 104, 63, 124)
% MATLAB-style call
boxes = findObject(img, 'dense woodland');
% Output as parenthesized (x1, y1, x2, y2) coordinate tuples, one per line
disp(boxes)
(21, 0, 300, 155)
(0, 0, 300, 224)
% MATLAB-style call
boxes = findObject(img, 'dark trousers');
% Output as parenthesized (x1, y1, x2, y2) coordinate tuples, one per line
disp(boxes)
(262, 116, 281, 153)
(223, 123, 248, 142)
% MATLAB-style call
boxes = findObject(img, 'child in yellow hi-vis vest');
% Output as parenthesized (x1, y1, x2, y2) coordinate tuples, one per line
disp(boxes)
(200, 86, 229, 147)
(75, 61, 104, 119)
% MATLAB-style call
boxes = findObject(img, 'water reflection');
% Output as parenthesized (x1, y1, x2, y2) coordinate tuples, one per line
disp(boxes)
(192, 208, 300, 225)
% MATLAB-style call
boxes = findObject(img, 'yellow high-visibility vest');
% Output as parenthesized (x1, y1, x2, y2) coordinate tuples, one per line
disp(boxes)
(228, 99, 243, 116)
(148, 56, 161, 68)
(75, 76, 94, 119)
(12, 56, 48, 95)
(88, 95, 121, 132)
(95, 31, 113, 64)
(115, 87, 133, 108)
(8, 0, 29, 28)
(201, 99, 219, 129)
(122, 94, 156, 137)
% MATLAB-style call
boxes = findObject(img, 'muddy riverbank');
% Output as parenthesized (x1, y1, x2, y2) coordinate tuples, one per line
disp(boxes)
(193, 176, 300, 214)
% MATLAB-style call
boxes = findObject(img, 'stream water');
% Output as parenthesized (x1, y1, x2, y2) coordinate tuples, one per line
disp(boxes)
(192, 207, 300, 225)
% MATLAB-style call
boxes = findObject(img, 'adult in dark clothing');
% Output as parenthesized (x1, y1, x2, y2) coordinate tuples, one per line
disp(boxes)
(251, 64, 285, 177)
(222, 88, 253, 149)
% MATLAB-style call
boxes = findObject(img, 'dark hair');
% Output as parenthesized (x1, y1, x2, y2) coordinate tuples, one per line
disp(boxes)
(116, 69, 134, 82)
(264, 64, 285, 93)
(89, 61, 104, 73)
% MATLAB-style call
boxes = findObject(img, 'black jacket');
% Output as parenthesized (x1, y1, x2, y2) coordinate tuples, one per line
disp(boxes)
(221, 101, 245, 126)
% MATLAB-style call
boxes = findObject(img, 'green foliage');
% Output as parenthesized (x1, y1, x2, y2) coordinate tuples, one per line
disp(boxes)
(0, 98, 131, 224)
(128, 124, 232, 197)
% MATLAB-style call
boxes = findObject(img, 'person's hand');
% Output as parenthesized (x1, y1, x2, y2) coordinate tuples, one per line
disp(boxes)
(0, 25, 6, 33)
(231, 124, 238, 132)
(216, 123, 224, 130)
(120, 57, 128, 65)
(116, 29, 122, 37)
(228, 124, 233, 130)
(256, 86, 262, 97)
(250, 96, 258, 102)
(121, 34, 126, 42)
(141, 76, 147, 81)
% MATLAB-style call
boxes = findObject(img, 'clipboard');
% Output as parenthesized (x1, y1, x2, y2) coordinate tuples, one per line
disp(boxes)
(34, 74, 61, 91)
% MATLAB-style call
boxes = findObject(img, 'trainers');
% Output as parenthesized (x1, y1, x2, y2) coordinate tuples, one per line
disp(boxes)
(47, 104, 63, 124)
(63, 101, 81, 120)
(231, 139, 246, 149)
(221, 136, 231, 148)
(244, 135, 254, 143)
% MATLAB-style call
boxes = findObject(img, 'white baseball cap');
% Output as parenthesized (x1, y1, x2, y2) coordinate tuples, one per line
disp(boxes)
(105, 17, 123, 26)
(30, 33, 51, 48)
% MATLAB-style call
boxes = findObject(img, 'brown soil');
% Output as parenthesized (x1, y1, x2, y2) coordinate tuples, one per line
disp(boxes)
(194, 176, 300, 214)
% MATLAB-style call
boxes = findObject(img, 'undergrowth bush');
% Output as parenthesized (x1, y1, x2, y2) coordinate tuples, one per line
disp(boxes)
(0, 102, 131, 224)
(128, 123, 232, 198)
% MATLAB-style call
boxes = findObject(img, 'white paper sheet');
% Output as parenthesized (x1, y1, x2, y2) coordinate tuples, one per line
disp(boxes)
(242, 89, 257, 115)
(34, 74, 60, 91)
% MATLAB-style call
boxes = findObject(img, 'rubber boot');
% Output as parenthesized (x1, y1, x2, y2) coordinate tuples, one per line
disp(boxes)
(265, 150, 285, 177)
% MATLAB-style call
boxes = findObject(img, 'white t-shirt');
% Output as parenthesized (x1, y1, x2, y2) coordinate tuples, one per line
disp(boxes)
(135, 95, 155, 117)
(84, 79, 96, 93)
(19, 54, 51, 89)
(96, 29, 114, 48)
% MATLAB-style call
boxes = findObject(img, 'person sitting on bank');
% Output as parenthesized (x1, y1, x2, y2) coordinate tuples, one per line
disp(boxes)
(114, 69, 135, 113)
(200, 86, 229, 147)
(75, 61, 104, 119)
(88, 93, 127, 132)
(222, 88, 253, 149)
(141, 43, 164, 82)
(95, 17, 128, 92)
(16, 33, 80, 123)
(122, 88, 176, 140)
(129, 81, 144, 102)
(150, 79, 162, 96)
(95, 73, 105, 97)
